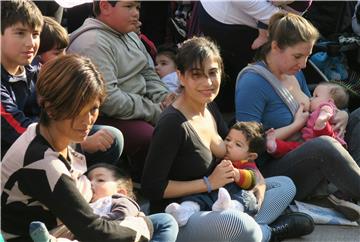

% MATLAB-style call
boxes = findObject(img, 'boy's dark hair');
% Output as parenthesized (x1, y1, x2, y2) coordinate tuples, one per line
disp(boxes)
(86, 163, 135, 200)
(38, 16, 69, 55)
(231, 121, 266, 155)
(157, 44, 178, 63)
(1, 0, 43, 34)
(93, 0, 118, 17)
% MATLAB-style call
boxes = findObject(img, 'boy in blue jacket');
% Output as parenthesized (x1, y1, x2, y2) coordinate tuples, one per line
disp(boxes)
(1, 0, 122, 165)
(1, 0, 43, 158)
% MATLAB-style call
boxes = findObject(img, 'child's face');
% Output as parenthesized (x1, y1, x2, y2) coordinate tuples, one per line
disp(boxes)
(40, 48, 66, 64)
(1, 22, 41, 74)
(87, 167, 119, 202)
(155, 54, 177, 78)
(104, 1, 140, 33)
(224, 129, 251, 161)
(310, 85, 332, 112)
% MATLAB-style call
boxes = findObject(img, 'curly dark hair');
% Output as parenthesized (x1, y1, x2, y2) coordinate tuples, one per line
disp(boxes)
(230, 121, 266, 155)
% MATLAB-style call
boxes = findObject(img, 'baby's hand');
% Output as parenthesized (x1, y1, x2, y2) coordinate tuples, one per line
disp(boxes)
(233, 168, 240, 183)
(314, 108, 332, 130)
(209, 160, 235, 189)
(220, 160, 239, 181)
(219, 159, 233, 167)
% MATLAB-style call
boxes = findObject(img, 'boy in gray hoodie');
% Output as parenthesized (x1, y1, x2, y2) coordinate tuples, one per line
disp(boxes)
(68, 1, 176, 182)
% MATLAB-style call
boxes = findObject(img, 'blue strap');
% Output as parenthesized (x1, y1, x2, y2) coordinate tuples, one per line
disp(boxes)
(203, 176, 212, 193)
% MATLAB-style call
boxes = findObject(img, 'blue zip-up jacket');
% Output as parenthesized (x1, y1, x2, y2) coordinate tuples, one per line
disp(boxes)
(1, 65, 40, 158)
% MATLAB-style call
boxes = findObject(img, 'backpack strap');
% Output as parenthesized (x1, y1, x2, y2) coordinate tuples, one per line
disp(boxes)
(237, 64, 299, 116)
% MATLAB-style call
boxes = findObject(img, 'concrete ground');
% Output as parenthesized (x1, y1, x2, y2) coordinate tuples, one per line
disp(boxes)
(284, 224, 360, 242)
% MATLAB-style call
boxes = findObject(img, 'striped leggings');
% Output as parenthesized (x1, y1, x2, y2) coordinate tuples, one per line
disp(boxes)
(176, 176, 296, 242)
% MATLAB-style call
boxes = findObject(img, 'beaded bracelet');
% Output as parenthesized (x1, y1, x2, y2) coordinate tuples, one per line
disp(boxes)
(203, 176, 212, 193)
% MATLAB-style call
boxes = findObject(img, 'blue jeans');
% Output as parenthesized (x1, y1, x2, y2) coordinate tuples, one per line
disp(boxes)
(148, 213, 178, 242)
(84, 124, 124, 167)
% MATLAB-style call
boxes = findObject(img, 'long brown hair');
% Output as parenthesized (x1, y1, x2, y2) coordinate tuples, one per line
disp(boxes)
(256, 12, 319, 61)
(36, 54, 106, 125)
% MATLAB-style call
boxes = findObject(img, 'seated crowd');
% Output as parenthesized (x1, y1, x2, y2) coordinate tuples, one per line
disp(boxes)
(1, 1, 360, 242)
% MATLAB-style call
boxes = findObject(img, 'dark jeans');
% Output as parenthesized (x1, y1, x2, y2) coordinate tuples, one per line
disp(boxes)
(261, 124, 360, 201)
(84, 124, 124, 168)
(346, 107, 360, 166)
(148, 213, 178, 242)
(96, 116, 154, 182)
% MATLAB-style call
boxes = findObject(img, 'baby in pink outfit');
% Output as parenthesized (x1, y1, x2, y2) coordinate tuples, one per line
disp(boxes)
(267, 82, 349, 158)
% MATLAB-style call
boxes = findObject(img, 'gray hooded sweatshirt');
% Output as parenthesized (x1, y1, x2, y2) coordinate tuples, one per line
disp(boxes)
(68, 18, 169, 125)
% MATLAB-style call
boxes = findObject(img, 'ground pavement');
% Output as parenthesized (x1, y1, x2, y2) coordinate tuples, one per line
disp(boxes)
(284, 224, 360, 242)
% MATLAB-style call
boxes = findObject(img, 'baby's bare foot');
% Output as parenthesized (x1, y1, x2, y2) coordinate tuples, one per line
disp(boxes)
(266, 128, 277, 153)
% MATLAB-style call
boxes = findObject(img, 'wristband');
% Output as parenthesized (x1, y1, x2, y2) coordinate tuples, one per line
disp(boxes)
(203, 176, 212, 193)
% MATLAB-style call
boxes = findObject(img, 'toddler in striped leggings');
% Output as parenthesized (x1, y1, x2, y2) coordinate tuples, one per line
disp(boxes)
(166, 121, 267, 226)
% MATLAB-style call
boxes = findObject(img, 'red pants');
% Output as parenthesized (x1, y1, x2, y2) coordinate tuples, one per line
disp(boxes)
(273, 123, 334, 158)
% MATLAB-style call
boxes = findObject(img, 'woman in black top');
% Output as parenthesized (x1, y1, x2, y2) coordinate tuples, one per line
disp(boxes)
(142, 36, 313, 242)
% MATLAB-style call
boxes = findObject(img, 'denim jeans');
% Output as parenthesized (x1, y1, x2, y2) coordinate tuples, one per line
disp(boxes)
(148, 213, 178, 242)
(96, 117, 154, 182)
(84, 124, 124, 167)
